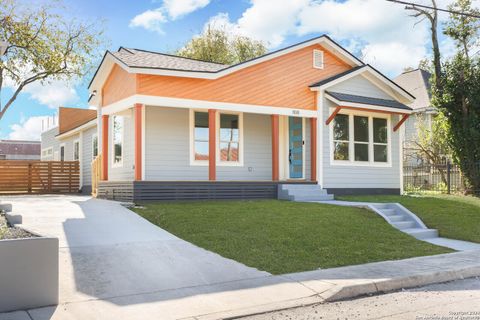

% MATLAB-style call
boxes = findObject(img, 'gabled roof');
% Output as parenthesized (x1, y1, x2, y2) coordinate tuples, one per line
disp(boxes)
(58, 107, 97, 135)
(88, 35, 365, 105)
(393, 69, 433, 111)
(326, 91, 412, 111)
(112, 48, 227, 72)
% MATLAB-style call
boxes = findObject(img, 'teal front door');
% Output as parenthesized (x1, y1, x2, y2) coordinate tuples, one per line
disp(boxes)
(288, 117, 303, 179)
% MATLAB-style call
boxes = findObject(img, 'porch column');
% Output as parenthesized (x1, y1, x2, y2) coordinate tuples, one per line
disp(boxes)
(271, 114, 279, 181)
(208, 109, 216, 181)
(101, 115, 109, 181)
(134, 104, 143, 181)
(310, 117, 317, 182)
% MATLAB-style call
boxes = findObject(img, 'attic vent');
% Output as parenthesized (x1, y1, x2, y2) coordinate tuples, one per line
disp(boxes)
(313, 49, 324, 69)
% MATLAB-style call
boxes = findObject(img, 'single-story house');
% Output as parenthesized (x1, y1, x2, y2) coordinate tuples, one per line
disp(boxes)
(0, 140, 41, 160)
(42, 35, 415, 200)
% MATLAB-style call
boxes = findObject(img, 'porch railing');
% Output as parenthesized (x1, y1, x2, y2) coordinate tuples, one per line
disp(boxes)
(91, 154, 102, 197)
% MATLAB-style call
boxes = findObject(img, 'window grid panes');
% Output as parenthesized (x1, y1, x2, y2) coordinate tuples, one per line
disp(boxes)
(332, 113, 389, 164)
(73, 141, 80, 161)
(220, 114, 239, 162)
(113, 116, 123, 165)
(194, 112, 209, 161)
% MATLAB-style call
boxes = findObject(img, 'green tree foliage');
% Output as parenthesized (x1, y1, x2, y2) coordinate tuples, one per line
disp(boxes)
(176, 24, 267, 65)
(0, 0, 105, 120)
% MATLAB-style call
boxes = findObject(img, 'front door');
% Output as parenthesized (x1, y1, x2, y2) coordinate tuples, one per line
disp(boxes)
(288, 117, 303, 179)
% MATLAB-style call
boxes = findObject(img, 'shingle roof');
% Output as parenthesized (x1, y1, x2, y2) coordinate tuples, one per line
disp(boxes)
(393, 69, 433, 111)
(309, 66, 366, 87)
(0, 140, 41, 156)
(111, 48, 228, 73)
(326, 91, 412, 111)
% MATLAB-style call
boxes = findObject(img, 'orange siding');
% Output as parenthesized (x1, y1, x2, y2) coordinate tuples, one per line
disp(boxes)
(58, 107, 97, 135)
(102, 64, 137, 106)
(136, 44, 350, 110)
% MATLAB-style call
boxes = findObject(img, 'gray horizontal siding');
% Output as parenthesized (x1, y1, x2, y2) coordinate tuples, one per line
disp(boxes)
(82, 126, 97, 186)
(40, 127, 60, 161)
(329, 75, 393, 100)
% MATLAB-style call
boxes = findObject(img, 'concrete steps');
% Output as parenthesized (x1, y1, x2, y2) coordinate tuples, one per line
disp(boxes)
(370, 203, 439, 241)
(278, 184, 334, 202)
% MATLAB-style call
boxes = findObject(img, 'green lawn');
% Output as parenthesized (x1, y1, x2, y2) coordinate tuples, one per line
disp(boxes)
(338, 194, 480, 243)
(133, 200, 450, 274)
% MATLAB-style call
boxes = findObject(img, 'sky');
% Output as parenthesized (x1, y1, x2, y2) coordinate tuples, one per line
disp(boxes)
(0, 0, 469, 141)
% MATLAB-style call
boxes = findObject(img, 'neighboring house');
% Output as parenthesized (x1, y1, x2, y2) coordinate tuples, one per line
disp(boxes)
(44, 35, 415, 200)
(393, 69, 438, 165)
(41, 107, 98, 193)
(0, 140, 41, 160)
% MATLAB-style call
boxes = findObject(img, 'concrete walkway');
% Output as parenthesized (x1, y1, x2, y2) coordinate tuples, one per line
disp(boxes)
(2, 195, 480, 320)
(317, 200, 480, 252)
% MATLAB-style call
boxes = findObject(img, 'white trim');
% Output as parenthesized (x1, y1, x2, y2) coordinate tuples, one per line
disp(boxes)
(328, 108, 392, 168)
(78, 133, 83, 188)
(325, 93, 413, 115)
(41, 147, 53, 160)
(89, 36, 363, 105)
(56, 119, 97, 140)
(102, 94, 318, 118)
(111, 115, 124, 168)
(317, 92, 323, 187)
(311, 66, 415, 104)
(399, 117, 405, 195)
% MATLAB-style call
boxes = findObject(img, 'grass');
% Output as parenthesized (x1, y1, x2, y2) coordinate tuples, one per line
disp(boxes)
(133, 200, 451, 274)
(338, 194, 480, 243)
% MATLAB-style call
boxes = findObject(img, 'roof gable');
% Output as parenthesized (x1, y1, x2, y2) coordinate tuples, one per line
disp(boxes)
(393, 69, 432, 110)
(58, 107, 97, 135)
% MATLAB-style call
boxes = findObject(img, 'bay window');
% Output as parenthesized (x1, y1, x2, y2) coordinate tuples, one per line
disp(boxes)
(332, 111, 390, 165)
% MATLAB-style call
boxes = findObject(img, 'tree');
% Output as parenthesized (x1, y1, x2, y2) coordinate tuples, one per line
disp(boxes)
(431, 0, 480, 192)
(405, 0, 443, 94)
(177, 23, 267, 65)
(0, 0, 104, 121)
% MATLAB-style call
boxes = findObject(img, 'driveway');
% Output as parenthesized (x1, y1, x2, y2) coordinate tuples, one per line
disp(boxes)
(5, 195, 269, 304)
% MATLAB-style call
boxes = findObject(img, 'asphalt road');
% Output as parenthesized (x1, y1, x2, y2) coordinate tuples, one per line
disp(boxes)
(243, 277, 480, 320)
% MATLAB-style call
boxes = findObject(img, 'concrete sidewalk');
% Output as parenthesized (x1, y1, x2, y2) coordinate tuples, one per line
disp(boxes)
(2, 195, 480, 320)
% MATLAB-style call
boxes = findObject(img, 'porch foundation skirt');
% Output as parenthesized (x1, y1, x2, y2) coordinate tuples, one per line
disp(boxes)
(97, 181, 317, 202)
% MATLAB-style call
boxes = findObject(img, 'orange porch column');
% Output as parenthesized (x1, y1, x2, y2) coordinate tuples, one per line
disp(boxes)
(310, 117, 317, 182)
(271, 114, 279, 181)
(101, 115, 109, 181)
(134, 104, 143, 181)
(208, 109, 217, 181)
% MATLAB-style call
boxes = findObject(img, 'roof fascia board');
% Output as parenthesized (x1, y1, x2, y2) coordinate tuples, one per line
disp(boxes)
(325, 93, 412, 114)
(56, 119, 97, 140)
(102, 94, 318, 118)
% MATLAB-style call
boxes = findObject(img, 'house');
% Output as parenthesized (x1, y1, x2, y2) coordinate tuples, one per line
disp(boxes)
(0, 140, 41, 160)
(43, 35, 415, 200)
(393, 69, 438, 165)
(41, 107, 98, 193)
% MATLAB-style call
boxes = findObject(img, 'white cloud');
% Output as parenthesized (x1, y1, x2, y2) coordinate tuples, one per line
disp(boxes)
(22, 80, 78, 109)
(129, 9, 167, 34)
(130, 0, 210, 33)
(8, 116, 51, 141)
(163, 0, 210, 20)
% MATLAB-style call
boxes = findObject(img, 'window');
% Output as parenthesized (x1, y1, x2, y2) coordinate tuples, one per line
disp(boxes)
(112, 115, 123, 166)
(60, 145, 65, 161)
(41, 147, 53, 159)
(73, 140, 80, 161)
(333, 114, 349, 161)
(193, 112, 209, 161)
(219, 114, 240, 162)
(92, 134, 98, 160)
(331, 112, 390, 165)
(313, 49, 324, 69)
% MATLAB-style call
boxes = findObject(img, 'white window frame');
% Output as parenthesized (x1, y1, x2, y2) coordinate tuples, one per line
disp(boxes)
(73, 139, 80, 161)
(217, 111, 244, 167)
(329, 108, 392, 167)
(189, 110, 244, 167)
(41, 147, 53, 159)
(111, 115, 124, 168)
(313, 49, 324, 69)
(92, 133, 98, 161)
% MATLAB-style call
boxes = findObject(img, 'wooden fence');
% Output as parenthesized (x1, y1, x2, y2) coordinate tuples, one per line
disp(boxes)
(0, 160, 80, 194)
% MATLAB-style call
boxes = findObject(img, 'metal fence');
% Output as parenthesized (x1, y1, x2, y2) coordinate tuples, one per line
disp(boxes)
(403, 162, 479, 195)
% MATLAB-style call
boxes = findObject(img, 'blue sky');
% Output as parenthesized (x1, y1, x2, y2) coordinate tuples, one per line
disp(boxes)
(0, 0, 460, 140)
